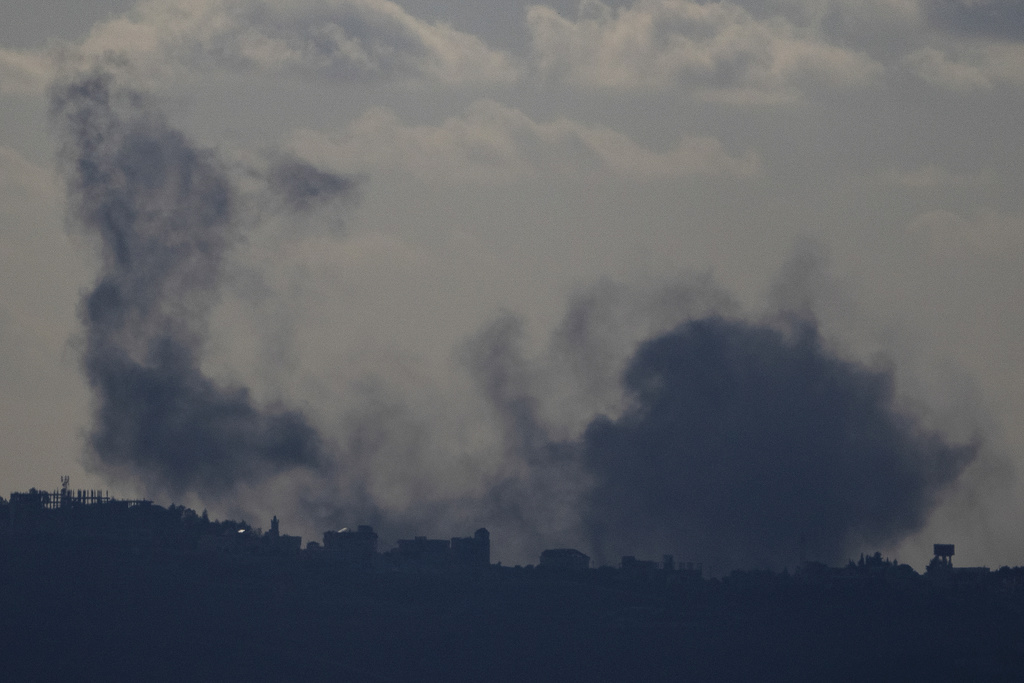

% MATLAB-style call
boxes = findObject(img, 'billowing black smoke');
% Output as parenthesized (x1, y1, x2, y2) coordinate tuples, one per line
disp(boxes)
(581, 315, 979, 572)
(51, 68, 357, 501)
(49, 67, 980, 569)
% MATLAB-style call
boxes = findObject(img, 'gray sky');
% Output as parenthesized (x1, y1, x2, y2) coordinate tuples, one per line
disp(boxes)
(2, 0, 1023, 570)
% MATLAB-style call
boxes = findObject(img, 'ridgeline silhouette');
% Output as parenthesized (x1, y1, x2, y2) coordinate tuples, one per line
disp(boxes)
(2, 482, 1024, 681)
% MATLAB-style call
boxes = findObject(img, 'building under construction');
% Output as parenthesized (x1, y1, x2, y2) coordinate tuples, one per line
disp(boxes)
(9, 477, 149, 511)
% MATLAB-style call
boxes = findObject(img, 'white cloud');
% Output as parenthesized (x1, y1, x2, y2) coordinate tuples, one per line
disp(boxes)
(0, 48, 50, 95)
(0, 145, 57, 200)
(78, 0, 520, 85)
(526, 0, 883, 97)
(830, 0, 923, 27)
(907, 208, 1024, 260)
(884, 164, 997, 189)
(904, 42, 1024, 90)
(286, 99, 761, 182)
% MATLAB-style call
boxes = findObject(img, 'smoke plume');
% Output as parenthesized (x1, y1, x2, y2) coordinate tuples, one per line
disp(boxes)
(51, 68, 358, 503)
(458, 313, 591, 560)
(49, 67, 981, 570)
(265, 155, 360, 213)
(580, 315, 979, 572)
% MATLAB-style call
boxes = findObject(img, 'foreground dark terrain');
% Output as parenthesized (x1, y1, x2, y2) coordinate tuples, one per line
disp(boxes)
(2, 492, 1024, 681)
(3, 543, 1024, 681)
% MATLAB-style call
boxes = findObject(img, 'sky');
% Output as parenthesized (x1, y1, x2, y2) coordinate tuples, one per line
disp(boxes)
(1, 0, 1023, 572)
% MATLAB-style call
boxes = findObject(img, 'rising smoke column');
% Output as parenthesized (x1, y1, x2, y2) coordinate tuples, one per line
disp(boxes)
(582, 315, 979, 572)
(50, 68, 356, 500)
(459, 313, 592, 559)
(48, 65, 980, 565)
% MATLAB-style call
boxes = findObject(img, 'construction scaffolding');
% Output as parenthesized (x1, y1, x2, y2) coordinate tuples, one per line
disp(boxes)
(9, 488, 149, 510)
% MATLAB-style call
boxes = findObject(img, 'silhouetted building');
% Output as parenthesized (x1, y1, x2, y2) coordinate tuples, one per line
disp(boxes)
(261, 516, 302, 555)
(392, 536, 451, 569)
(934, 544, 955, 567)
(5, 484, 169, 549)
(620, 554, 702, 581)
(620, 556, 659, 570)
(621, 555, 662, 581)
(954, 566, 990, 584)
(450, 528, 490, 567)
(539, 548, 590, 571)
(678, 561, 703, 579)
(7, 485, 151, 537)
(323, 525, 378, 567)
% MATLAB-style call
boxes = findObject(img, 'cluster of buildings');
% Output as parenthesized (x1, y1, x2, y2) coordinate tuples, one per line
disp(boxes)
(310, 525, 491, 570)
(2, 483, 979, 583)
(0, 482, 704, 578)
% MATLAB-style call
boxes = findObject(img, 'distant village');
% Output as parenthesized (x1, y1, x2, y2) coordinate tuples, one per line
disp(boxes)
(0, 481, 1015, 590)
(9, 480, 1024, 681)
(0, 481, 677, 573)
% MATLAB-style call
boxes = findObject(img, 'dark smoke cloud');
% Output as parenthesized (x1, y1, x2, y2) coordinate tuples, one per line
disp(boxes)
(50, 68, 352, 501)
(547, 276, 737, 425)
(923, 0, 1024, 41)
(581, 315, 979, 573)
(266, 155, 360, 213)
(47, 67, 982, 568)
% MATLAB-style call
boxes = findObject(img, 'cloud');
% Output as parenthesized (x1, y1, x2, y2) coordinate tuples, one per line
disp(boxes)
(0, 145, 56, 200)
(264, 154, 361, 213)
(907, 208, 1024, 260)
(883, 164, 997, 189)
(0, 47, 50, 94)
(904, 42, 1024, 89)
(289, 99, 760, 182)
(922, 0, 1024, 41)
(78, 0, 520, 86)
(526, 0, 883, 98)
(0, 144, 71, 357)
